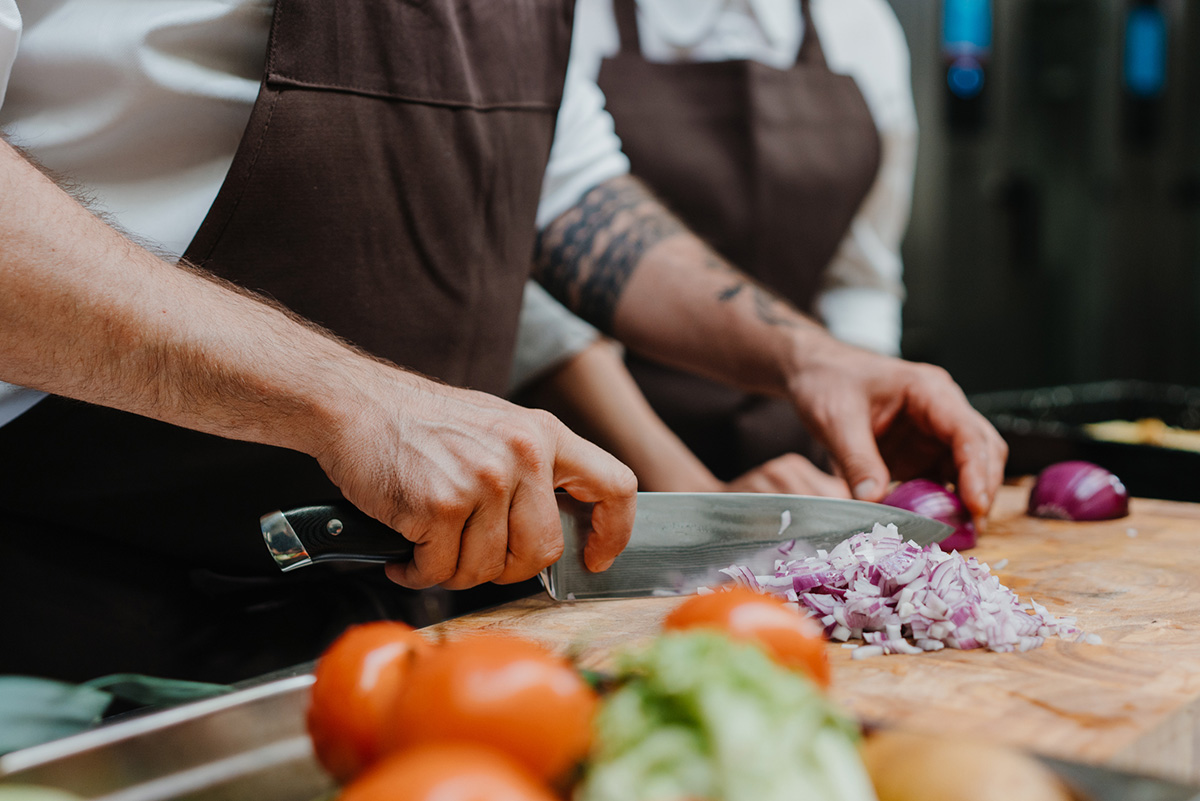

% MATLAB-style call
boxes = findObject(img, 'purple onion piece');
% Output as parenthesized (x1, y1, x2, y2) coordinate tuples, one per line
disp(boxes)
(1027, 460, 1129, 521)
(881, 479, 977, 551)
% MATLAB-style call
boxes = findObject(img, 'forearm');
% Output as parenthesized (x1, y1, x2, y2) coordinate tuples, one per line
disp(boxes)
(533, 175, 833, 397)
(0, 140, 380, 458)
(522, 338, 722, 493)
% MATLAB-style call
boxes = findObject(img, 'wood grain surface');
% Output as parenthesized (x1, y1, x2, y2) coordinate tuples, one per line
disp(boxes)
(429, 484, 1200, 785)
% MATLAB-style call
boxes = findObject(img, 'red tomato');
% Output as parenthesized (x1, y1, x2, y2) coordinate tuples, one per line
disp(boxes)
(663, 587, 831, 688)
(383, 633, 597, 783)
(338, 742, 559, 801)
(307, 621, 429, 783)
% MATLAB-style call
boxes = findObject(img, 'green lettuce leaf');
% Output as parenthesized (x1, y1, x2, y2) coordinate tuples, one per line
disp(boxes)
(576, 632, 876, 801)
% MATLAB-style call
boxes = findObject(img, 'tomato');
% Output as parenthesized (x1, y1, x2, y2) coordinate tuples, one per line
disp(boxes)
(307, 621, 429, 783)
(338, 742, 559, 801)
(383, 633, 597, 783)
(663, 587, 830, 688)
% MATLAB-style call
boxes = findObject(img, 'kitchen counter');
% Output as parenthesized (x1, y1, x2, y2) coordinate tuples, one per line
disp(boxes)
(7, 483, 1200, 799)
(429, 483, 1200, 786)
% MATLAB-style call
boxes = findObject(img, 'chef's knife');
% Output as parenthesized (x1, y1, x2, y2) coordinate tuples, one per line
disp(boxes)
(261, 503, 414, 571)
(260, 493, 951, 600)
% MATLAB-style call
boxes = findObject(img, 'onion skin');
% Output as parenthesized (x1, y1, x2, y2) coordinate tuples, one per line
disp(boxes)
(1028, 461, 1129, 521)
(881, 479, 977, 551)
(861, 730, 1072, 801)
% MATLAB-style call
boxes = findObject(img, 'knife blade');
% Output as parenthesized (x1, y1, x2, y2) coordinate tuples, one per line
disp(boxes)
(544, 493, 952, 600)
(260, 493, 951, 599)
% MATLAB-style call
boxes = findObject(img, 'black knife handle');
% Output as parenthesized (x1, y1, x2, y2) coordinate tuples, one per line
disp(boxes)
(276, 503, 415, 567)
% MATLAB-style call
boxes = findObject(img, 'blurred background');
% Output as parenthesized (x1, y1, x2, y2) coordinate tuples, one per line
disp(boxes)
(886, 0, 1200, 394)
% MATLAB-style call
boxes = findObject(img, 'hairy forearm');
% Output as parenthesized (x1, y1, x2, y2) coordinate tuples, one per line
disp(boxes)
(0, 140, 384, 457)
(533, 175, 831, 396)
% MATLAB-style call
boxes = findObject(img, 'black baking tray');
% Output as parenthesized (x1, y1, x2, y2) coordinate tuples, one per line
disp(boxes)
(969, 381, 1200, 502)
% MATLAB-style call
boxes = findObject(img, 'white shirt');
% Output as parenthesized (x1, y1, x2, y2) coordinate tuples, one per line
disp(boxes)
(572, 0, 918, 356)
(0, 0, 629, 424)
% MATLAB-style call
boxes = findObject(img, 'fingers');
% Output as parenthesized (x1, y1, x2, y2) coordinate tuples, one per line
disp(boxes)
(382, 407, 635, 589)
(807, 390, 891, 503)
(550, 427, 638, 573)
(901, 365, 1007, 517)
(385, 512, 467, 590)
(726, 453, 851, 497)
(953, 424, 1008, 519)
(498, 476, 564, 584)
(438, 498, 511, 591)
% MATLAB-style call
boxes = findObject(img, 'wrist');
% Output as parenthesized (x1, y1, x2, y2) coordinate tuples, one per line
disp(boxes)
(773, 320, 842, 397)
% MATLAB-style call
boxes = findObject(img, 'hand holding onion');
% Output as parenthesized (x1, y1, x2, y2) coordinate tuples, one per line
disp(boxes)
(882, 480, 977, 551)
(784, 344, 1007, 519)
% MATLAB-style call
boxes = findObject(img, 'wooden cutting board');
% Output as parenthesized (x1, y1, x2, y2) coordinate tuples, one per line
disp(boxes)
(429, 484, 1200, 785)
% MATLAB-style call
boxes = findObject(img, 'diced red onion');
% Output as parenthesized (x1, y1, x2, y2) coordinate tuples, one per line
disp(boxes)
(723, 523, 1096, 658)
(1027, 461, 1129, 521)
(882, 479, 977, 551)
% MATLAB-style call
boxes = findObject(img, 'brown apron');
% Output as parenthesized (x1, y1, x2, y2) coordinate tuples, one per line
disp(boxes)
(597, 0, 882, 479)
(0, 0, 572, 682)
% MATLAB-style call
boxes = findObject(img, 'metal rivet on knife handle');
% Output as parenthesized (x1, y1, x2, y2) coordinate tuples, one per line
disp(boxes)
(326, 518, 343, 536)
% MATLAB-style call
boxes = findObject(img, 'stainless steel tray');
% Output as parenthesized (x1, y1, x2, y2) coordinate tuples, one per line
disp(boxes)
(1, 673, 1197, 801)
(0, 674, 333, 801)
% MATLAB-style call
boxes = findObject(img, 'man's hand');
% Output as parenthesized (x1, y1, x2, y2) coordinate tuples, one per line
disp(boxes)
(534, 175, 1005, 521)
(786, 338, 1007, 520)
(315, 371, 638, 591)
(0, 140, 638, 592)
(723, 453, 851, 497)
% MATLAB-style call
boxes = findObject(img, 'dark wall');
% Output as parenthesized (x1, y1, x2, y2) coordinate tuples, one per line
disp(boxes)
(887, 0, 1200, 393)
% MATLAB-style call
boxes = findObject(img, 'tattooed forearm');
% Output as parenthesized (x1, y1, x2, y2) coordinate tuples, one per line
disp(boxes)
(706, 252, 801, 330)
(752, 286, 803, 328)
(705, 253, 748, 301)
(534, 176, 684, 332)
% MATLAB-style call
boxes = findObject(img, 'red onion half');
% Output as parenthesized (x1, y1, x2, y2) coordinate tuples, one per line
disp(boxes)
(882, 479, 977, 551)
(1028, 461, 1129, 521)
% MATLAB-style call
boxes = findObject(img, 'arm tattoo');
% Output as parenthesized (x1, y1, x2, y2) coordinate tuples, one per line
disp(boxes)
(533, 175, 683, 333)
(705, 253, 802, 330)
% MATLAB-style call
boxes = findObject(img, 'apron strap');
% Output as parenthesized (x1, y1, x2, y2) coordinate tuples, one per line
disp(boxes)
(612, 0, 641, 54)
(796, 0, 829, 68)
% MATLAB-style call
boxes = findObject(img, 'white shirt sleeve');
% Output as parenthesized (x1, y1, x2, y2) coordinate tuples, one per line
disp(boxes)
(508, 282, 601, 395)
(0, 2, 44, 423)
(534, 2, 630, 230)
(0, 0, 20, 110)
(520, 2, 629, 385)
(811, 0, 917, 356)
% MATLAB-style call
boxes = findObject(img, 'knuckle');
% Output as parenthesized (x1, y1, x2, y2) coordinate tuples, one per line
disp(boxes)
(427, 564, 457, 586)
(427, 492, 471, 522)
(538, 536, 565, 566)
(505, 426, 551, 474)
(528, 407, 563, 432)
(613, 464, 639, 496)
(912, 361, 949, 381)
(778, 453, 807, 471)
(473, 461, 513, 499)
(459, 558, 506, 588)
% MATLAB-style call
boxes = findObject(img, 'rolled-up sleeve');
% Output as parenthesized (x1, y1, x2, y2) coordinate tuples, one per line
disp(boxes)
(814, 0, 917, 356)
(0, 1, 20, 110)
(534, 6, 629, 231)
(508, 282, 602, 395)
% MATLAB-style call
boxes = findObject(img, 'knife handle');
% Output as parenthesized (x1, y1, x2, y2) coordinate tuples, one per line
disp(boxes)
(260, 503, 415, 572)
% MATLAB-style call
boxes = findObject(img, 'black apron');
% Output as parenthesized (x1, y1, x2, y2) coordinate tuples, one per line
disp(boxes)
(597, 0, 882, 479)
(0, 0, 572, 683)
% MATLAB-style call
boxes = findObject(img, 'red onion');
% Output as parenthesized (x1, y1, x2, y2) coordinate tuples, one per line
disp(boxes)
(1028, 461, 1129, 521)
(718, 523, 1098, 657)
(882, 479, 977, 551)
